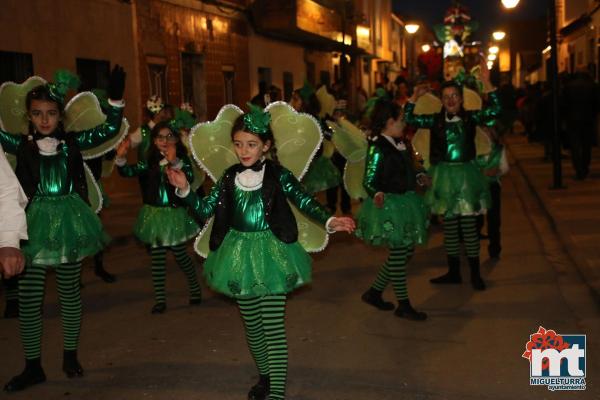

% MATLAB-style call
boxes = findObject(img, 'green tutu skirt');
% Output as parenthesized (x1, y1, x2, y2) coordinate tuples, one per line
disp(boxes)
(425, 161, 491, 217)
(134, 205, 200, 247)
(23, 193, 110, 266)
(302, 155, 341, 193)
(204, 229, 312, 299)
(355, 191, 429, 248)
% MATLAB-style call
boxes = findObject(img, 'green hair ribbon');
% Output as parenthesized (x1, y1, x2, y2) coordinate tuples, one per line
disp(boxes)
(48, 69, 80, 104)
(243, 103, 271, 138)
(166, 107, 198, 132)
(364, 87, 390, 117)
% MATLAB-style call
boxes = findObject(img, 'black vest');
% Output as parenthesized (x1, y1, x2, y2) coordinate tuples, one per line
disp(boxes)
(209, 160, 298, 251)
(16, 134, 88, 205)
(429, 110, 477, 165)
(137, 160, 182, 208)
(371, 137, 416, 194)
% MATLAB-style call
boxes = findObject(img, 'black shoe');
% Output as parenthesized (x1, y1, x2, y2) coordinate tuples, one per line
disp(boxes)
(4, 299, 19, 319)
(395, 299, 427, 321)
(94, 267, 116, 283)
(63, 350, 84, 378)
(4, 360, 46, 392)
(430, 256, 462, 284)
(189, 298, 202, 306)
(248, 374, 270, 400)
(361, 288, 395, 311)
(151, 303, 166, 314)
(468, 257, 486, 291)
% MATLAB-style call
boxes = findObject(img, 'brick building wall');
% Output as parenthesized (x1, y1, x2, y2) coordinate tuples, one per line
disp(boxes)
(135, 0, 251, 120)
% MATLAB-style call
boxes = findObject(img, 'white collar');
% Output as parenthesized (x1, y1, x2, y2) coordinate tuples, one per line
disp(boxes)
(36, 137, 61, 156)
(235, 164, 265, 191)
(445, 113, 462, 123)
(381, 134, 407, 151)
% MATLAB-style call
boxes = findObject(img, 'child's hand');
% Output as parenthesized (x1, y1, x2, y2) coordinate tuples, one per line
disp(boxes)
(373, 192, 385, 208)
(166, 167, 189, 190)
(329, 217, 356, 233)
(116, 138, 130, 158)
(410, 84, 428, 102)
(164, 143, 177, 162)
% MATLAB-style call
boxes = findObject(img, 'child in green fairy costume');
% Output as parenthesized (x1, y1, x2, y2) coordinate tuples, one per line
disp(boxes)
(1, 66, 126, 392)
(356, 96, 430, 320)
(405, 61, 500, 291)
(115, 120, 202, 314)
(166, 104, 355, 400)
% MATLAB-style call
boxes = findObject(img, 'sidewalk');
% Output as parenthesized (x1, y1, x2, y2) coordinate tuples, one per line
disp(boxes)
(506, 134, 600, 299)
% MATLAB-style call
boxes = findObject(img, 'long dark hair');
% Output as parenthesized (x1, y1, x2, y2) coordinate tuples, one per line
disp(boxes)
(369, 98, 401, 138)
(146, 121, 187, 167)
(25, 84, 66, 138)
(231, 114, 280, 165)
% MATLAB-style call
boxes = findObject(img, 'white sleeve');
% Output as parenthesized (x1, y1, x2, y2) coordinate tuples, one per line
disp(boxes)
(0, 147, 28, 248)
(129, 127, 142, 149)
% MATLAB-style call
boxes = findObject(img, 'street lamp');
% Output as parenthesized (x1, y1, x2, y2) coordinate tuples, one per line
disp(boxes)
(405, 24, 420, 34)
(493, 31, 506, 41)
(488, 53, 497, 61)
(487, 61, 494, 70)
(501, 0, 520, 8)
(405, 23, 420, 80)
(421, 44, 431, 53)
(489, 46, 500, 54)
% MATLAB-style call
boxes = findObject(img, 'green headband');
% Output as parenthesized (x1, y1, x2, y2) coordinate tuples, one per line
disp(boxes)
(243, 103, 271, 138)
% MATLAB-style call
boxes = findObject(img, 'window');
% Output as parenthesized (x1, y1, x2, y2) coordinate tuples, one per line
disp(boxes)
(258, 67, 272, 88)
(181, 53, 207, 121)
(148, 63, 168, 102)
(0, 51, 33, 84)
(283, 71, 293, 101)
(223, 68, 235, 104)
(320, 70, 330, 87)
(306, 62, 316, 86)
(76, 58, 110, 91)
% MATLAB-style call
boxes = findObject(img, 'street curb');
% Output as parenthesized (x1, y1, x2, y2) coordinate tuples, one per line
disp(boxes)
(506, 144, 600, 303)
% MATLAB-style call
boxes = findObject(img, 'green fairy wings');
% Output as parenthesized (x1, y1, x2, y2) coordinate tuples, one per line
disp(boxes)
(188, 101, 329, 257)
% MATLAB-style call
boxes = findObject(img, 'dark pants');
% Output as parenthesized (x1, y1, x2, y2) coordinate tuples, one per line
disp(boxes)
(477, 181, 501, 257)
(326, 152, 351, 214)
(567, 121, 593, 179)
(487, 182, 501, 257)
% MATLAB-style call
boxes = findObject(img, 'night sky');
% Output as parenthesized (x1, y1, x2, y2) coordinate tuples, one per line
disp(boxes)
(393, 0, 548, 42)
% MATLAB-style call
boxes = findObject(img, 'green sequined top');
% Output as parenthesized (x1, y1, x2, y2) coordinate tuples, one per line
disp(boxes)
(184, 167, 331, 232)
(118, 155, 194, 207)
(0, 104, 124, 197)
(404, 91, 501, 162)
